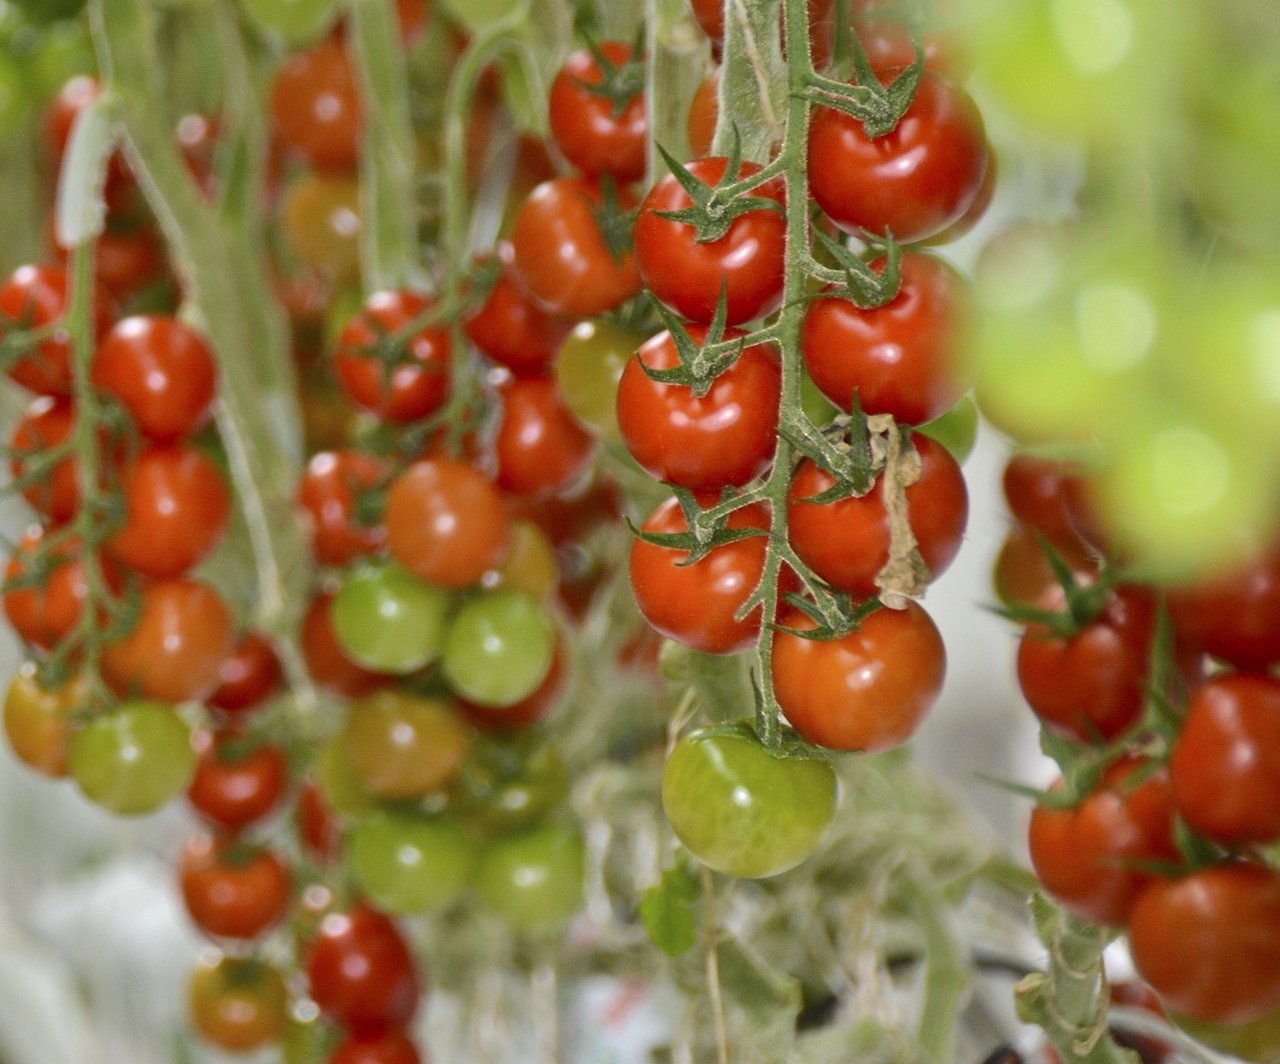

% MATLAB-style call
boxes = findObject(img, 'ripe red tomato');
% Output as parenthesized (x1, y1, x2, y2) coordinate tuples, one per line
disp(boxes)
(92, 315, 217, 443)
(1028, 758, 1179, 927)
(463, 242, 569, 378)
(800, 252, 973, 425)
(297, 779, 341, 864)
(1129, 863, 1280, 1025)
(494, 376, 596, 497)
(992, 523, 1097, 611)
(329, 1029, 422, 1064)
(3, 526, 105, 651)
(207, 632, 283, 714)
(106, 444, 231, 579)
(100, 578, 235, 703)
(807, 70, 988, 243)
(298, 450, 389, 566)
(333, 290, 451, 423)
(189, 955, 288, 1053)
(771, 600, 945, 752)
(686, 69, 718, 158)
(1170, 673, 1280, 845)
(10, 395, 80, 522)
(180, 833, 292, 940)
(384, 458, 510, 588)
(49, 220, 166, 301)
(629, 496, 779, 655)
(1166, 543, 1280, 670)
(270, 38, 362, 172)
(853, 13, 970, 82)
(787, 433, 967, 599)
(0, 263, 113, 395)
(634, 157, 785, 325)
(616, 325, 781, 490)
(510, 176, 641, 318)
(548, 41, 647, 182)
(187, 731, 289, 831)
(306, 903, 422, 1030)
(302, 590, 395, 698)
(1001, 454, 1096, 554)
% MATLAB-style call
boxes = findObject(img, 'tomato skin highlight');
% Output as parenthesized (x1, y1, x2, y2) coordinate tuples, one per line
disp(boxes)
(306, 903, 422, 1031)
(547, 41, 647, 182)
(493, 376, 596, 498)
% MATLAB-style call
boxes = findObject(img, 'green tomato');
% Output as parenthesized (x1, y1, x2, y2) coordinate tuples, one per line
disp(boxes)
(554, 319, 645, 439)
(442, 588, 554, 708)
(453, 735, 568, 835)
(345, 810, 475, 914)
(237, 0, 338, 45)
(314, 735, 377, 816)
(474, 822, 585, 933)
(661, 728, 838, 879)
(69, 701, 196, 816)
(916, 395, 978, 465)
(332, 562, 452, 674)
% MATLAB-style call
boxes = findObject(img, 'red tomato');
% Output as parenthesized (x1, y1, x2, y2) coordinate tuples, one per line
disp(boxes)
(1166, 543, 1280, 670)
(384, 459, 509, 588)
(302, 590, 395, 698)
(616, 325, 780, 490)
(510, 177, 641, 318)
(463, 242, 569, 378)
(297, 779, 341, 864)
(494, 377, 596, 498)
(629, 496, 779, 655)
(329, 1029, 422, 1064)
(0, 263, 113, 395)
(101, 579, 235, 703)
(10, 395, 80, 522)
(1001, 454, 1095, 554)
(787, 433, 967, 599)
(106, 444, 232, 579)
(306, 903, 422, 1030)
(3, 527, 101, 651)
(298, 450, 389, 566)
(92, 316, 217, 443)
(548, 41, 647, 182)
(1028, 759, 1179, 927)
(270, 39, 362, 172)
(771, 600, 945, 752)
(180, 833, 292, 940)
(207, 632, 283, 714)
(1170, 673, 1280, 845)
(42, 77, 136, 214)
(187, 732, 289, 831)
(800, 252, 973, 424)
(333, 290, 451, 423)
(634, 157, 785, 325)
(807, 70, 988, 243)
(853, 14, 970, 82)
(992, 523, 1097, 611)
(50, 221, 165, 301)
(686, 70, 718, 158)
(1129, 863, 1280, 1024)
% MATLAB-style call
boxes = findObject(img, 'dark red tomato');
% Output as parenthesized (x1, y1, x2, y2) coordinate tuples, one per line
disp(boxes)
(1001, 454, 1095, 554)
(3, 526, 99, 651)
(1166, 543, 1280, 670)
(101, 578, 235, 703)
(1028, 758, 1179, 927)
(808, 69, 988, 243)
(548, 41, 647, 182)
(297, 779, 341, 864)
(298, 450, 389, 566)
(771, 600, 945, 752)
(92, 315, 217, 443)
(510, 176, 641, 318)
(208, 632, 283, 714)
(1016, 585, 1155, 743)
(187, 731, 289, 831)
(384, 458, 510, 588)
(106, 444, 231, 579)
(458, 635, 567, 732)
(10, 396, 80, 522)
(1129, 863, 1280, 1024)
(329, 1029, 422, 1064)
(463, 242, 569, 378)
(629, 496, 779, 655)
(270, 38, 362, 172)
(180, 833, 292, 940)
(0, 263, 113, 395)
(494, 377, 596, 498)
(616, 325, 780, 490)
(302, 590, 396, 698)
(800, 252, 972, 424)
(333, 290, 451, 423)
(1170, 673, 1280, 845)
(921, 146, 996, 247)
(787, 433, 967, 599)
(306, 903, 422, 1030)
(634, 157, 785, 325)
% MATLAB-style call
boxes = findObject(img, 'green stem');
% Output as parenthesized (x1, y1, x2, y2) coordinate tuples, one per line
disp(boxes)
(902, 862, 969, 1064)
(701, 864, 731, 1064)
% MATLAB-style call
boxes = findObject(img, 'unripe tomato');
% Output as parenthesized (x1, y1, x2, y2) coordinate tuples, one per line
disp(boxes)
(332, 562, 452, 674)
(474, 823, 585, 933)
(69, 700, 196, 815)
(2, 663, 85, 778)
(189, 955, 289, 1053)
(346, 811, 475, 915)
(341, 690, 471, 799)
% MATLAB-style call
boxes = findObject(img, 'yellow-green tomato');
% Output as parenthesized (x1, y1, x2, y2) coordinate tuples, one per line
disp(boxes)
(661, 728, 838, 879)
(346, 811, 475, 914)
(474, 822, 585, 933)
(441, 588, 555, 708)
(554, 319, 646, 439)
(332, 562, 452, 674)
(69, 701, 196, 816)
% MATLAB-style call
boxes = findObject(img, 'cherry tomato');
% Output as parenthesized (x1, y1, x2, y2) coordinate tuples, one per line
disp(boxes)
(270, 38, 362, 171)
(457, 633, 567, 732)
(547, 41, 647, 182)
(616, 325, 781, 490)
(787, 433, 968, 599)
(180, 833, 292, 940)
(10, 395, 80, 521)
(328, 1029, 422, 1064)
(298, 450, 389, 566)
(634, 157, 786, 325)
(771, 600, 945, 752)
(686, 69, 718, 158)
(332, 562, 452, 674)
(297, 779, 341, 865)
(992, 523, 1097, 611)
(187, 731, 289, 831)
(50, 221, 165, 302)
(306, 903, 422, 1030)
(453, 734, 568, 835)
(91, 315, 217, 443)
(1129, 863, 1280, 1024)
(554, 319, 646, 440)
(1170, 673, 1280, 845)
(0, 262, 112, 395)
(239, 0, 339, 45)
(345, 811, 475, 915)
(441, 588, 555, 708)
(333, 290, 451, 423)
(302, 590, 396, 698)
(384, 458, 510, 588)
(2, 663, 85, 777)
(1028, 758, 1179, 927)
(474, 822, 585, 933)
(68, 700, 196, 815)
(341, 690, 471, 799)
(463, 241, 569, 378)
(494, 376, 596, 497)
(41, 76, 136, 214)
(510, 176, 641, 318)
(800, 252, 973, 425)
(853, 12, 970, 83)
(807, 70, 988, 243)
(662, 728, 837, 878)
(280, 171, 363, 283)
(100, 578, 235, 703)
(1166, 542, 1280, 670)
(3, 525, 99, 651)
(1001, 454, 1095, 554)
(488, 519, 559, 601)
(189, 955, 289, 1053)
(208, 632, 283, 714)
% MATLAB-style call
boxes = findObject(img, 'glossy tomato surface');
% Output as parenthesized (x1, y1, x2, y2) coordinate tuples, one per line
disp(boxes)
(306, 904, 422, 1030)
(548, 41, 647, 182)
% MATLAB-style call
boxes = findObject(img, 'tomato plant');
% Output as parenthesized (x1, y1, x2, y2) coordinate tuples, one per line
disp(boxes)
(463, 241, 569, 378)
(270, 38, 362, 172)
(345, 810, 475, 914)
(441, 587, 555, 708)
(331, 561, 452, 674)
(492, 375, 596, 498)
